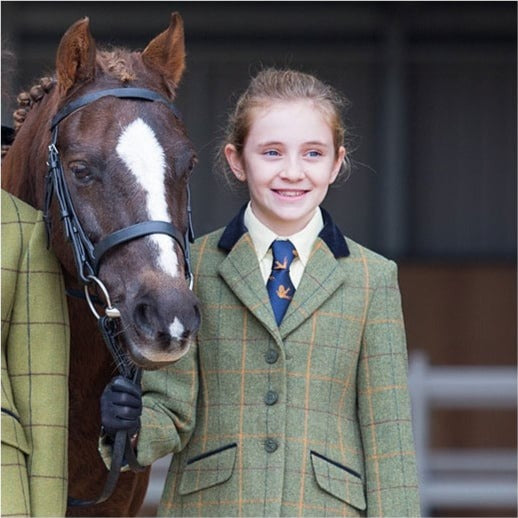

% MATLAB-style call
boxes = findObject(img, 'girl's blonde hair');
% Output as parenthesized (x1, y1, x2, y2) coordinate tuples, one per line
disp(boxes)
(217, 67, 352, 187)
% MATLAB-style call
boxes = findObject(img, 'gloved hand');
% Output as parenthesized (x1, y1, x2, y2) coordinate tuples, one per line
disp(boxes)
(100, 376, 142, 438)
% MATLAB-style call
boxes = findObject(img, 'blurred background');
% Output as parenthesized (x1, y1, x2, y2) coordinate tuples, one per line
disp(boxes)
(2, 2, 516, 516)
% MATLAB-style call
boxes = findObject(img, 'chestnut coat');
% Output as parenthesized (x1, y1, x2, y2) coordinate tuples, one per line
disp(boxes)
(137, 206, 420, 517)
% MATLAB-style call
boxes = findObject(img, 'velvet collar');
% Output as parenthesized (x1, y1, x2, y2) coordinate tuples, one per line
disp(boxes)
(217, 204, 350, 259)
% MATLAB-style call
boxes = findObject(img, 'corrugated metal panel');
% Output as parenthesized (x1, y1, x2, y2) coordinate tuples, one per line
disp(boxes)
(2, 2, 515, 258)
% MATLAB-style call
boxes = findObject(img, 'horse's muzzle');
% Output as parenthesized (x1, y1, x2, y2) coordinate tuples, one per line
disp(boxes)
(121, 279, 200, 368)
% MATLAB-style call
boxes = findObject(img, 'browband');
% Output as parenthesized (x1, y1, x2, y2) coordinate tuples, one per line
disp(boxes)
(51, 87, 182, 129)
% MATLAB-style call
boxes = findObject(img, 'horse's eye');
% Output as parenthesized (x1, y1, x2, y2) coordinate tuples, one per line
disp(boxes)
(69, 161, 91, 182)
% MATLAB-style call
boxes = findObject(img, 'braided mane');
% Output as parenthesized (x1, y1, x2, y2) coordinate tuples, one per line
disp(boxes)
(1, 76, 55, 159)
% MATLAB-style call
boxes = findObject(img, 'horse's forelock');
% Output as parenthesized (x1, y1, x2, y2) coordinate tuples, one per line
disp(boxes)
(96, 48, 178, 98)
(96, 49, 138, 83)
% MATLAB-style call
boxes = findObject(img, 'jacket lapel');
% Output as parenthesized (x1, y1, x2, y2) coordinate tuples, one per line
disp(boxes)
(216, 204, 350, 341)
(279, 238, 348, 337)
(218, 233, 281, 340)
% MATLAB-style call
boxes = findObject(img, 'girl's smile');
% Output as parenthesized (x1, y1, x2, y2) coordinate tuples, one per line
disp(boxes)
(225, 99, 345, 236)
(272, 189, 308, 199)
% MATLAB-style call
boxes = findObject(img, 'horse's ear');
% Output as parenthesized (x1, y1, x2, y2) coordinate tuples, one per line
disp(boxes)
(142, 12, 186, 92)
(56, 18, 96, 95)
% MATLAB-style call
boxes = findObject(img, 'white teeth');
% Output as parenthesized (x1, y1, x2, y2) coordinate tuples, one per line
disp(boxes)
(276, 190, 304, 197)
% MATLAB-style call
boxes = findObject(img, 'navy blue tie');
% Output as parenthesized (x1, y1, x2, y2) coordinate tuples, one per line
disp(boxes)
(267, 240, 297, 325)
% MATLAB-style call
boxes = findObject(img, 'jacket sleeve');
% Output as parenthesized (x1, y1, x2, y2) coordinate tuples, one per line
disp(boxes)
(134, 340, 199, 466)
(357, 260, 421, 517)
(98, 341, 199, 469)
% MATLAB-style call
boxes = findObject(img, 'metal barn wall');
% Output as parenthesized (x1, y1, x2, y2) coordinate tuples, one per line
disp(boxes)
(2, 1, 516, 260)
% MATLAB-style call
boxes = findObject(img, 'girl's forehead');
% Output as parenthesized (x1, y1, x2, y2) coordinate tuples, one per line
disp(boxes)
(253, 98, 316, 115)
(249, 99, 331, 128)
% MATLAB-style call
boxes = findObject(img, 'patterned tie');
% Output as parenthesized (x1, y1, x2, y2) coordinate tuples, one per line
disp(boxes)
(267, 240, 297, 325)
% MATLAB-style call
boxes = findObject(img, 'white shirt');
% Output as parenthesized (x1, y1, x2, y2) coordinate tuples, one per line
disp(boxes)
(243, 202, 324, 288)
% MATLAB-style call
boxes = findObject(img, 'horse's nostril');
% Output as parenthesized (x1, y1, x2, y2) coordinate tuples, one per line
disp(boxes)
(131, 290, 200, 345)
(134, 302, 156, 336)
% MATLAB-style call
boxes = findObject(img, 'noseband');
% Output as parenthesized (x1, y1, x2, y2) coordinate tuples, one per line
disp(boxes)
(44, 87, 195, 311)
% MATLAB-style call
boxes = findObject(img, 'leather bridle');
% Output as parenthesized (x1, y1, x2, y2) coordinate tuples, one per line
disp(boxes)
(44, 87, 195, 507)
(45, 87, 194, 290)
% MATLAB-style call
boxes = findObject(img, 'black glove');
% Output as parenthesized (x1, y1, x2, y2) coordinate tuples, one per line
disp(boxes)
(100, 376, 142, 438)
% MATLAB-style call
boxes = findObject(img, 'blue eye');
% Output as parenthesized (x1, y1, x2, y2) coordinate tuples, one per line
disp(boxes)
(264, 150, 280, 157)
(306, 150, 322, 158)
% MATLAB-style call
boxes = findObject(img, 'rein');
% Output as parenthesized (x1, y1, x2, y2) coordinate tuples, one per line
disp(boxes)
(44, 87, 194, 507)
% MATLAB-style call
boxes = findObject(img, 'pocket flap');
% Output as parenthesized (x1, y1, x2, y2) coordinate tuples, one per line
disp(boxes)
(310, 451, 366, 511)
(2, 409, 30, 454)
(179, 443, 237, 496)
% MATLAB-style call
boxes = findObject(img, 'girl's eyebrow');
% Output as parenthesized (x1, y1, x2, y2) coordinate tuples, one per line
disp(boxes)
(256, 141, 284, 147)
(256, 140, 330, 147)
(303, 141, 329, 147)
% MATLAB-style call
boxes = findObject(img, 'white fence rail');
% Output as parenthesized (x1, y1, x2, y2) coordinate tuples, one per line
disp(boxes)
(408, 350, 517, 516)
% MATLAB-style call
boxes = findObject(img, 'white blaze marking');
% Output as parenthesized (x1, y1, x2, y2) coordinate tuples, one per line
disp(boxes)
(169, 317, 185, 340)
(116, 118, 179, 277)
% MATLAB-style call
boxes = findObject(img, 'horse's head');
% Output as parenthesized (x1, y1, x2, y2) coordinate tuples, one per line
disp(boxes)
(33, 14, 200, 369)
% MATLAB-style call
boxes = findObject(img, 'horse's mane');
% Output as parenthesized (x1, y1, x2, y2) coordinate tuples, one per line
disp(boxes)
(1, 76, 55, 159)
(2, 47, 142, 159)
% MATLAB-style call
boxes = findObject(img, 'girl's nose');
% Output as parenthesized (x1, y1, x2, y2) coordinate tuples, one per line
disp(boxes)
(279, 157, 305, 181)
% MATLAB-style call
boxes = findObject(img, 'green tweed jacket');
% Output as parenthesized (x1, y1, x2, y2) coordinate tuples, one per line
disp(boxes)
(1, 190, 70, 517)
(137, 206, 420, 517)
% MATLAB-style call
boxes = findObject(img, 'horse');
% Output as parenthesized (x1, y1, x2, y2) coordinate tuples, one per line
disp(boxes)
(2, 13, 199, 516)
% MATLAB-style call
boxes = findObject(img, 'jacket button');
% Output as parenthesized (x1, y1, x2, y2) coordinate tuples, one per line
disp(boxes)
(264, 390, 278, 406)
(264, 438, 278, 453)
(265, 349, 279, 364)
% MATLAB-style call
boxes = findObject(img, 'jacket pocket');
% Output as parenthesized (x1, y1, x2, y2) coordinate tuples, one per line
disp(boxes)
(1, 408, 30, 454)
(179, 443, 237, 496)
(310, 450, 366, 511)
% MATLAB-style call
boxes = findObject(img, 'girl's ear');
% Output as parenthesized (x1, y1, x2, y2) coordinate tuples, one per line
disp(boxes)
(330, 146, 347, 183)
(224, 144, 246, 182)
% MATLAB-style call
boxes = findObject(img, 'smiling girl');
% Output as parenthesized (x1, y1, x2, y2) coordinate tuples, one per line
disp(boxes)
(101, 68, 420, 517)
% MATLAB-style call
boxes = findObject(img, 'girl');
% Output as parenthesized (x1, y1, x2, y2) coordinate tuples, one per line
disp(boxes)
(101, 68, 420, 517)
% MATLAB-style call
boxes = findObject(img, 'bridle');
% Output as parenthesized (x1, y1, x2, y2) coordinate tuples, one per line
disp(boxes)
(44, 87, 195, 506)
(45, 87, 194, 290)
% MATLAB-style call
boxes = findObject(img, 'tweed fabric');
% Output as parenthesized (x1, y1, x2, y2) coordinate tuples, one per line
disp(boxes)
(136, 217, 420, 517)
(1, 190, 70, 517)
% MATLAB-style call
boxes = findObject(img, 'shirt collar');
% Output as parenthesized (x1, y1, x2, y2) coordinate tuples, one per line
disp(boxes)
(243, 203, 324, 267)
(218, 202, 350, 259)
